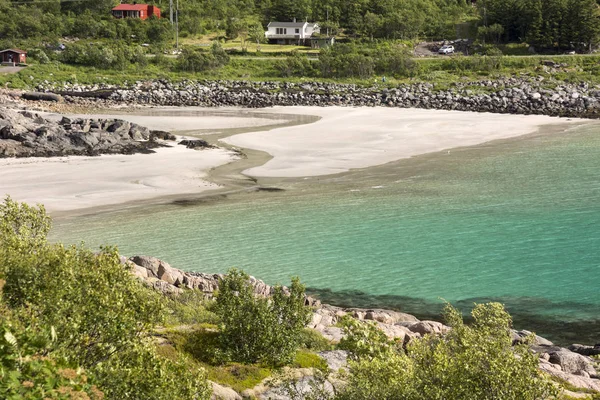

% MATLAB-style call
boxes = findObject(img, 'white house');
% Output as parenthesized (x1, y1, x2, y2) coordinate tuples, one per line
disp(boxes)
(265, 21, 320, 45)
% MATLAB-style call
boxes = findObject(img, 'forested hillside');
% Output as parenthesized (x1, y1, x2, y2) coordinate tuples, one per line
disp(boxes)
(0, 0, 598, 50)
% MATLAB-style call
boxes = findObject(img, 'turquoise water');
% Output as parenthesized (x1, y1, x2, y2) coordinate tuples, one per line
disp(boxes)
(51, 123, 600, 344)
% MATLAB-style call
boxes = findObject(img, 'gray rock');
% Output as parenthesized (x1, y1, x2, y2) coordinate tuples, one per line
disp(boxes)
(211, 381, 242, 400)
(569, 344, 600, 357)
(548, 349, 597, 376)
(406, 321, 450, 336)
(129, 255, 161, 277)
(318, 350, 348, 372)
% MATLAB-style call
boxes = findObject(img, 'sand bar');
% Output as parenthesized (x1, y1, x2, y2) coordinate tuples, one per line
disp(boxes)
(224, 107, 591, 177)
(0, 106, 593, 213)
(0, 143, 235, 212)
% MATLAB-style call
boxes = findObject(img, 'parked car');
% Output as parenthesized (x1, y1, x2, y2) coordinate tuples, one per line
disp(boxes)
(438, 45, 454, 55)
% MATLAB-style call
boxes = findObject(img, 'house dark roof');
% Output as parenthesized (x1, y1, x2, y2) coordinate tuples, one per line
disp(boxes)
(267, 22, 308, 28)
(0, 49, 27, 54)
(112, 4, 149, 11)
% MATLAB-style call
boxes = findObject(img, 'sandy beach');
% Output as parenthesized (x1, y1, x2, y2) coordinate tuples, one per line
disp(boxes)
(224, 107, 589, 177)
(0, 106, 589, 213)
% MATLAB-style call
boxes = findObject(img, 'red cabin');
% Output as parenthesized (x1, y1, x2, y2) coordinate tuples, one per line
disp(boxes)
(0, 49, 27, 65)
(111, 4, 161, 20)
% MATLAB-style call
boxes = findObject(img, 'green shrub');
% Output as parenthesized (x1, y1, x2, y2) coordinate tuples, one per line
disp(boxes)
(93, 343, 211, 400)
(298, 328, 333, 352)
(337, 303, 558, 400)
(214, 269, 312, 367)
(276, 51, 316, 77)
(165, 289, 220, 326)
(0, 197, 212, 399)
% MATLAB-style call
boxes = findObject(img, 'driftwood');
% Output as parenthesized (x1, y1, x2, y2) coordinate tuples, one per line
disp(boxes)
(21, 92, 62, 102)
(55, 89, 115, 99)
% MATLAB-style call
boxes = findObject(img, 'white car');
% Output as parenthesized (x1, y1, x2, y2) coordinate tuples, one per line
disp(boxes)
(438, 45, 455, 55)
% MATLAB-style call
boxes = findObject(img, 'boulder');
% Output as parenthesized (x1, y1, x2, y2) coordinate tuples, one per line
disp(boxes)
(361, 309, 419, 325)
(211, 382, 242, 400)
(569, 344, 600, 357)
(512, 330, 553, 346)
(157, 262, 184, 286)
(319, 327, 344, 343)
(150, 130, 177, 141)
(406, 320, 450, 336)
(129, 255, 161, 277)
(179, 139, 215, 149)
(548, 349, 597, 376)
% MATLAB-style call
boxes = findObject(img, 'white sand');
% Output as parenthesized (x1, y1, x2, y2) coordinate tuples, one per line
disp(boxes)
(0, 144, 235, 212)
(224, 107, 589, 177)
(0, 106, 590, 213)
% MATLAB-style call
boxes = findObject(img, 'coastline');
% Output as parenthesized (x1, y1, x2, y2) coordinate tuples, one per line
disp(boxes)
(0, 106, 591, 214)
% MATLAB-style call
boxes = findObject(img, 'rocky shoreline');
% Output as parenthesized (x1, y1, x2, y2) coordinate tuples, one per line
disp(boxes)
(127, 255, 600, 398)
(0, 107, 178, 158)
(22, 76, 600, 119)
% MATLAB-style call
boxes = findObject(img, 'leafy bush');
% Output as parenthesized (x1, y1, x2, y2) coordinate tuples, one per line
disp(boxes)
(337, 303, 558, 400)
(276, 51, 316, 77)
(214, 269, 312, 367)
(177, 42, 230, 73)
(0, 197, 212, 399)
(298, 328, 333, 352)
(93, 343, 211, 400)
(165, 289, 220, 326)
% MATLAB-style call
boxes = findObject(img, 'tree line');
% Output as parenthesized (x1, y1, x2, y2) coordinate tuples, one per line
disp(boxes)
(480, 0, 600, 52)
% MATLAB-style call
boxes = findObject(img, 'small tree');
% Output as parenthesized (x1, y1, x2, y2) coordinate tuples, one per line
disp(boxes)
(214, 269, 312, 367)
(248, 23, 266, 52)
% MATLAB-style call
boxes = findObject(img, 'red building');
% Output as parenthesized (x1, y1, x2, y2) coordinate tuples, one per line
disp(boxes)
(111, 4, 161, 20)
(0, 49, 27, 65)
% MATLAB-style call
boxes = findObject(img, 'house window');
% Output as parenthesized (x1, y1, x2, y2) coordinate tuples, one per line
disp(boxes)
(295, 28, 300, 33)
(276, 28, 287, 35)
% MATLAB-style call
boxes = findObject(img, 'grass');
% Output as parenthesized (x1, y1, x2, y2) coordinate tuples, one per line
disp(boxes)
(293, 349, 329, 372)
(206, 363, 272, 392)
(4, 49, 600, 93)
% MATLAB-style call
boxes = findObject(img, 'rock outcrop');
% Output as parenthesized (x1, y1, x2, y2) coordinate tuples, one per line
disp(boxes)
(126, 254, 600, 396)
(0, 107, 166, 158)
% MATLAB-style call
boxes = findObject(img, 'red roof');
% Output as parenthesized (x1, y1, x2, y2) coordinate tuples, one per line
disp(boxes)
(0, 49, 27, 54)
(112, 4, 150, 11)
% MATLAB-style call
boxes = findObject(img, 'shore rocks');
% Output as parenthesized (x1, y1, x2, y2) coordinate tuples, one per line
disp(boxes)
(30, 77, 600, 119)
(126, 254, 599, 395)
(0, 107, 165, 158)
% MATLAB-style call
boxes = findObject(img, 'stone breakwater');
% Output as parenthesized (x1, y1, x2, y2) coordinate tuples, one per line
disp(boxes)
(127, 255, 600, 396)
(34, 77, 600, 118)
(0, 107, 174, 158)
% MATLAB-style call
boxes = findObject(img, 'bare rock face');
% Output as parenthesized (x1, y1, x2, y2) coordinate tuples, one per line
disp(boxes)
(539, 359, 600, 392)
(0, 107, 165, 158)
(318, 350, 348, 372)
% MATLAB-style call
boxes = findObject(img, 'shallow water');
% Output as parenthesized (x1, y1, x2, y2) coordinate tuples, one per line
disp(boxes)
(51, 121, 600, 345)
